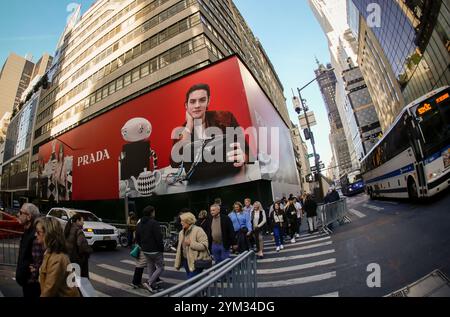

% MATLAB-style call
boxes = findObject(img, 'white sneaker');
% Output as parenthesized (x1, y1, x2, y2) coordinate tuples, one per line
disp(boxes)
(295, 233, 300, 238)
(280, 245, 284, 250)
(276, 246, 280, 252)
(290, 238, 296, 243)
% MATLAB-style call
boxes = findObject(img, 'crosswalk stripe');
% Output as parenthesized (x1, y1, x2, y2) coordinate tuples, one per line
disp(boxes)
(265, 236, 331, 251)
(95, 290, 112, 297)
(349, 209, 366, 218)
(258, 271, 336, 288)
(264, 241, 333, 255)
(264, 233, 329, 246)
(120, 259, 176, 271)
(89, 272, 150, 297)
(314, 291, 339, 297)
(97, 263, 183, 285)
(258, 258, 336, 274)
(258, 249, 335, 263)
(363, 204, 384, 211)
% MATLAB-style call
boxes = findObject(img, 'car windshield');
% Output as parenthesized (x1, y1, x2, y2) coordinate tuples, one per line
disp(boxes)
(75, 212, 100, 222)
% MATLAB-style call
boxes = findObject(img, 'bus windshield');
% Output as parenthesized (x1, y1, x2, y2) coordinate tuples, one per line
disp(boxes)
(415, 90, 450, 157)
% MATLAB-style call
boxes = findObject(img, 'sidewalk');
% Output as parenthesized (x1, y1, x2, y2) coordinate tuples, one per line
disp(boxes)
(0, 265, 22, 297)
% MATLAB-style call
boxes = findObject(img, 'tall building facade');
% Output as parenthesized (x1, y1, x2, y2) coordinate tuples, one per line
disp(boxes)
(2, 0, 295, 214)
(349, 0, 450, 131)
(308, 0, 381, 166)
(0, 53, 35, 118)
(315, 62, 352, 176)
(33, 0, 290, 152)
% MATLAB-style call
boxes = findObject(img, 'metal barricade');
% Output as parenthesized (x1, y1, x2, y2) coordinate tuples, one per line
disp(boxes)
(316, 199, 351, 234)
(171, 251, 257, 297)
(153, 258, 233, 297)
(0, 229, 22, 266)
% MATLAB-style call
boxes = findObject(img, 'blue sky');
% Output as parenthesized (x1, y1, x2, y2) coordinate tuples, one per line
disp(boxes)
(0, 0, 333, 168)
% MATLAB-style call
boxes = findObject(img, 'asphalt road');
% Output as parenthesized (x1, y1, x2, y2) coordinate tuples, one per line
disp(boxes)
(1, 190, 449, 297)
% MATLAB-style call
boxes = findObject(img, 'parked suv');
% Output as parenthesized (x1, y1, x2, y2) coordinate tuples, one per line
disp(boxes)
(46, 208, 119, 250)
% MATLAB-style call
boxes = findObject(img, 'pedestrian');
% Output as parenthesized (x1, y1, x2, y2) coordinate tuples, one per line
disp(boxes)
(270, 202, 285, 252)
(135, 206, 164, 293)
(243, 198, 253, 213)
(214, 198, 228, 215)
(284, 197, 298, 243)
(16, 203, 44, 298)
(204, 204, 236, 263)
(35, 217, 80, 297)
(196, 209, 209, 232)
(294, 197, 303, 237)
(127, 212, 138, 247)
(174, 212, 210, 279)
(251, 201, 267, 259)
(64, 213, 92, 278)
(228, 202, 252, 253)
(304, 193, 318, 233)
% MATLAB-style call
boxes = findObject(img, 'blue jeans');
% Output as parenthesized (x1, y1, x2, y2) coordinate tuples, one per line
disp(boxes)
(182, 258, 203, 279)
(273, 224, 284, 247)
(211, 243, 230, 264)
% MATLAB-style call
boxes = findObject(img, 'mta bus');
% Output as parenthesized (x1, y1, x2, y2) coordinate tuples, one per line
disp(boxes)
(361, 86, 450, 200)
(340, 171, 365, 196)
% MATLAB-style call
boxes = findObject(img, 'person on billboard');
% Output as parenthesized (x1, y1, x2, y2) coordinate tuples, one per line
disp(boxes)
(170, 83, 249, 182)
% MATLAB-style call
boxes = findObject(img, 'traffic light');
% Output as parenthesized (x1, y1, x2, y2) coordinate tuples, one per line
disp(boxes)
(304, 128, 311, 140)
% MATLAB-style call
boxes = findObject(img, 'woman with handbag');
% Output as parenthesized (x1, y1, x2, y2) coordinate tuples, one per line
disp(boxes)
(251, 201, 267, 259)
(174, 212, 211, 279)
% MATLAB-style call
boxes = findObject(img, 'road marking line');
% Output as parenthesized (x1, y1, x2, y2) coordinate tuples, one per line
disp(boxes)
(258, 258, 336, 274)
(97, 263, 183, 285)
(120, 259, 176, 271)
(265, 241, 333, 255)
(363, 204, 384, 211)
(380, 201, 399, 205)
(265, 236, 330, 251)
(314, 291, 339, 297)
(258, 271, 336, 288)
(264, 233, 328, 246)
(349, 209, 366, 218)
(89, 272, 150, 297)
(258, 249, 335, 263)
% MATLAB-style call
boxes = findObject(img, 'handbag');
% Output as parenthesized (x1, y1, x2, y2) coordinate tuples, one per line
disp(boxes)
(130, 244, 141, 259)
(194, 243, 213, 269)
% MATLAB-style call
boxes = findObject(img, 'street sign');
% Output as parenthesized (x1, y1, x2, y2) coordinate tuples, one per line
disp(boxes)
(311, 166, 318, 172)
(319, 163, 325, 169)
(307, 154, 314, 158)
(299, 111, 317, 129)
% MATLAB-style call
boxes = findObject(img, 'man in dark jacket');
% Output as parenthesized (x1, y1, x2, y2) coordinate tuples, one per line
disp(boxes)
(204, 204, 236, 263)
(303, 194, 318, 234)
(16, 203, 43, 297)
(135, 206, 164, 293)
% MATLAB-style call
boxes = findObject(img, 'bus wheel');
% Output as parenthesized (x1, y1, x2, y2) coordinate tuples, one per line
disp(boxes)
(408, 177, 418, 201)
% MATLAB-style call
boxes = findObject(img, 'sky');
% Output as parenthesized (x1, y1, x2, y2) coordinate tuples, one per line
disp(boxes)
(0, 0, 333, 168)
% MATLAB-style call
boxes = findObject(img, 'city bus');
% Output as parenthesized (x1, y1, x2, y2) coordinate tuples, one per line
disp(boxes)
(340, 170, 365, 196)
(361, 86, 450, 200)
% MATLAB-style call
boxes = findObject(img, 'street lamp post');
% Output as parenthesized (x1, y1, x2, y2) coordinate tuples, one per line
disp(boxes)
(294, 68, 334, 202)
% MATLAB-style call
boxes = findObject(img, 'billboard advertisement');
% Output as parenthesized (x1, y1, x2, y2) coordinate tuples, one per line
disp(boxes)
(38, 56, 299, 201)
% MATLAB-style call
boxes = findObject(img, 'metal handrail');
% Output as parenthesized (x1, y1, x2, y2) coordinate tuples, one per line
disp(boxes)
(153, 258, 232, 297)
(173, 251, 257, 297)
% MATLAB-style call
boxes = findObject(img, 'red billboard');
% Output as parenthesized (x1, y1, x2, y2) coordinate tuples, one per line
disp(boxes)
(38, 56, 299, 201)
